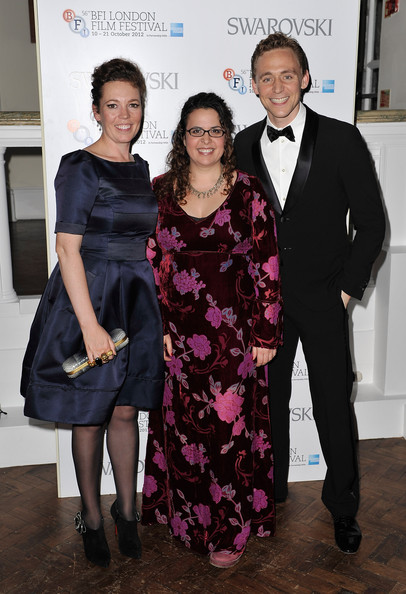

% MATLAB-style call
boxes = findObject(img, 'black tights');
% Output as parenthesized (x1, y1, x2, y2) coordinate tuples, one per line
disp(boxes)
(72, 406, 139, 530)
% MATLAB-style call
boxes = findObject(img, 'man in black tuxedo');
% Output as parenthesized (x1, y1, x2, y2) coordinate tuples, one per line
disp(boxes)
(234, 33, 385, 553)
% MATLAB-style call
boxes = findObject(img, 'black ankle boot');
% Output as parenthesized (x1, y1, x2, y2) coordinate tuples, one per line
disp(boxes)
(110, 500, 142, 559)
(74, 512, 111, 568)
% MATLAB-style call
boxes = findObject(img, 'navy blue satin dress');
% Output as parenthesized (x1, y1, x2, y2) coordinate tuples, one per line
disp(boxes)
(21, 150, 165, 425)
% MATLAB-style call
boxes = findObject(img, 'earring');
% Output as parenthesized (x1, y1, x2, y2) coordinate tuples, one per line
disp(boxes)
(96, 121, 102, 131)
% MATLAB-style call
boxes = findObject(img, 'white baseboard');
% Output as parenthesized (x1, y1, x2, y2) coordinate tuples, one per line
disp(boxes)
(0, 406, 56, 468)
(354, 383, 406, 439)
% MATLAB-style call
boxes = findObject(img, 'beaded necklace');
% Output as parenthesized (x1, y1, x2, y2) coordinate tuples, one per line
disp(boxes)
(188, 168, 224, 199)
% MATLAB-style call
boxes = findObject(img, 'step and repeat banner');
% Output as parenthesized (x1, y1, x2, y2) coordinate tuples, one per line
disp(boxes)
(35, 0, 361, 496)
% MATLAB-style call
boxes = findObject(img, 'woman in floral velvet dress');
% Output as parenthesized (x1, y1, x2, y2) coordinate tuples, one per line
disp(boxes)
(142, 92, 283, 568)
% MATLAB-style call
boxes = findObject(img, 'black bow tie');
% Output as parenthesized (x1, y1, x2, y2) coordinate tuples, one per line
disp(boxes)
(267, 125, 295, 143)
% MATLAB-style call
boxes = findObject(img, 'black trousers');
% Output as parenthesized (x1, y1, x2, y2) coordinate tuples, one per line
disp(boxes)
(268, 295, 359, 518)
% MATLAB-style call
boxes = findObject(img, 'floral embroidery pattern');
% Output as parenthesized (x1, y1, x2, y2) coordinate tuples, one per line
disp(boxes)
(194, 504, 212, 528)
(181, 443, 210, 472)
(143, 475, 158, 497)
(158, 226, 186, 251)
(214, 209, 231, 227)
(262, 255, 279, 280)
(173, 268, 206, 299)
(252, 488, 268, 512)
(143, 172, 282, 555)
(213, 390, 243, 424)
(187, 334, 211, 360)
(252, 192, 267, 222)
(205, 305, 223, 329)
(237, 352, 256, 379)
(265, 302, 282, 325)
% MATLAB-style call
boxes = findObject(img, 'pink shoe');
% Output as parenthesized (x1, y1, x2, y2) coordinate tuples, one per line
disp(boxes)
(209, 548, 245, 568)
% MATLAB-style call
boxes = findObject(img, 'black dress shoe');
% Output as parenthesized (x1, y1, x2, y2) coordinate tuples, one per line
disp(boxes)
(333, 516, 362, 554)
(110, 500, 142, 559)
(74, 512, 111, 567)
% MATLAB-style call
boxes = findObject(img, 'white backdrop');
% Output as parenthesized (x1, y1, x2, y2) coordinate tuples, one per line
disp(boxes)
(35, 0, 360, 496)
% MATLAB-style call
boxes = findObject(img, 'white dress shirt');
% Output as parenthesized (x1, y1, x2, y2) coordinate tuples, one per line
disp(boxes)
(260, 102, 307, 208)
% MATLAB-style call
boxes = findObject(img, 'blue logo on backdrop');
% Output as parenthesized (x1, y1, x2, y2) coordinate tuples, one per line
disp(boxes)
(322, 80, 335, 93)
(170, 23, 183, 37)
(308, 454, 320, 465)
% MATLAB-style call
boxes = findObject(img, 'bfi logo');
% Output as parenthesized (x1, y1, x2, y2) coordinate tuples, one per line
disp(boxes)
(223, 68, 247, 95)
(63, 9, 89, 37)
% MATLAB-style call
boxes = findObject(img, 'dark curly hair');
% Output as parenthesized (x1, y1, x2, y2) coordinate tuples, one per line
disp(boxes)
(155, 92, 236, 204)
(91, 58, 147, 111)
(251, 32, 312, 96)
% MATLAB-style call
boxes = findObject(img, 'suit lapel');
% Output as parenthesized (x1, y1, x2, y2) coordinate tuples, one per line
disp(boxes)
(283, 106, 319, 213)
(251, 118, 282, 215)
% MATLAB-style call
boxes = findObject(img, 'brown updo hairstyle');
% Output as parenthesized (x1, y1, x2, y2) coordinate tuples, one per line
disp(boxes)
(91, 58, 147, 140)
(155, 92, 236, 204)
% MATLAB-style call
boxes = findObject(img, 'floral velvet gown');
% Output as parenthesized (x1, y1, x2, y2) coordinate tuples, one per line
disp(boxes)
(142, 171, 283, 555)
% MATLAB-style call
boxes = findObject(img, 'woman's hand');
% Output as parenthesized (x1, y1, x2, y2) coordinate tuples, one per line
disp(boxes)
(163, 334, 173, 361)
(82, 324, 116, 364)
(252, 346, 277, 367)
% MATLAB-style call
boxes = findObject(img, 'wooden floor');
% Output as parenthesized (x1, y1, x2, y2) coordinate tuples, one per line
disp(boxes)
(0, 438, 405, 593)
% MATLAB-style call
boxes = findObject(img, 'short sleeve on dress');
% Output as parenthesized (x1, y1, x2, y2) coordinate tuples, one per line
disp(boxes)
(54, 150, 99, 235)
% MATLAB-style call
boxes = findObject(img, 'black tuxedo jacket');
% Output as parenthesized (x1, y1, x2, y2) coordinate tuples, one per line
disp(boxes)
(234, 105, 385, 310)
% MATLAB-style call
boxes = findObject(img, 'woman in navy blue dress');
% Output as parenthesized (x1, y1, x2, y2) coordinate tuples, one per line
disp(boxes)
(21, 59, 164, 567)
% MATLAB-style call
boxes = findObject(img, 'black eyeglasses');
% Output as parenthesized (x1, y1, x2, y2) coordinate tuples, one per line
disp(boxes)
(186, 127, 225, 138)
